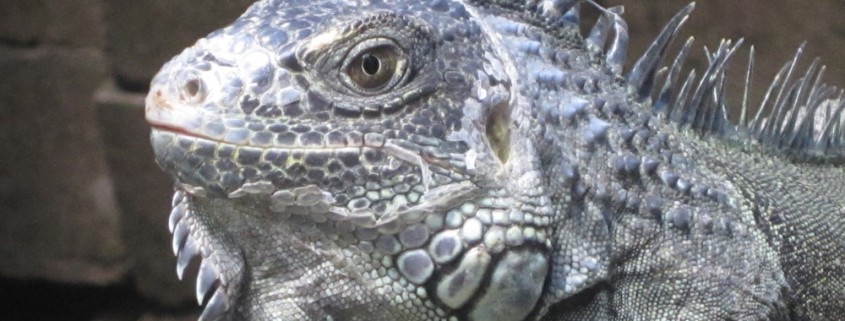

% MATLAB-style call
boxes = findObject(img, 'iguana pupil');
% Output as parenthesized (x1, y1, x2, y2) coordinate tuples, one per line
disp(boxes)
(361, 53, 380, 75)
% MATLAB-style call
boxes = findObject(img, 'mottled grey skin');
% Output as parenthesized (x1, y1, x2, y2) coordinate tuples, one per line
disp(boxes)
(146, 0, 844, 320)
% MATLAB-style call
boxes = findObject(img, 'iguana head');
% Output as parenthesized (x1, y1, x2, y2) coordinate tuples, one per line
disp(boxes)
(146, 0, 554, 320)
(146, 0, 515, 200)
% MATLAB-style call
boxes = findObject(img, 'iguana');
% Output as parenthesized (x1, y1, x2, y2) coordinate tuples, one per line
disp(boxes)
(144, 0, 845, 320)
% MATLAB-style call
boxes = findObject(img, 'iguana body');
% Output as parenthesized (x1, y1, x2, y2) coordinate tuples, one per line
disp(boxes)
(145, 0, 845, 320)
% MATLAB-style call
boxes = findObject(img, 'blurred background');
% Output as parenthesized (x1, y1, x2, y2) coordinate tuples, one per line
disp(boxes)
(0, 0, 843, 320)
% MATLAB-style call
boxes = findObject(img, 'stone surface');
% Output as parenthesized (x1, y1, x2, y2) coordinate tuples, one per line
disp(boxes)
(103, 0, 256, 89)
(95, 85, 195, 305)
(0, 47, 127, 284)
(0, 0, 104, 48)
(92, 312, 200, 321)
(135, 314, 201, 321)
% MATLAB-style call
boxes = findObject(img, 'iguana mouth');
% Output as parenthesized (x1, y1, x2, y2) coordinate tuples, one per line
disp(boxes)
(150, 127, 440, 194)
(149, 124, 221, 144)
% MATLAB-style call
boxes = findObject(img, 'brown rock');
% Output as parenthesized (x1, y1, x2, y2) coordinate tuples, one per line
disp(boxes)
(135, 313, 200, 321)
(0, 0, 104, 48)
(0, 47, 127, 284)
(91, 311, 200, 321)
(103, 0, 255, 89)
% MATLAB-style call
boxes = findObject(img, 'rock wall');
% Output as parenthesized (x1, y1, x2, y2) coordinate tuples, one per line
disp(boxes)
(0, 1, 253, 320)
(0, 1, 843, 320)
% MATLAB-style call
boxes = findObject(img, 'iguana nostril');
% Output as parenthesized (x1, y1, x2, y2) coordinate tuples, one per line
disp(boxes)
(186, 79, 200, 96)
(181, 77, 206, 103)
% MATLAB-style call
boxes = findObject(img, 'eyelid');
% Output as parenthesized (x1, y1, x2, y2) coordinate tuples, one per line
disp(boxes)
(340, 38, 404, 71)
(297, 28, 346, 64)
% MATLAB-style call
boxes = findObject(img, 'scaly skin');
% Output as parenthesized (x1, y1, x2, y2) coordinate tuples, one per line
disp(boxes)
(146, 0, 844, 320)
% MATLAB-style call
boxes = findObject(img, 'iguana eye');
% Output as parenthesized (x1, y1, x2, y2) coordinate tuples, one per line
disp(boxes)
(354, 51, 391, 86)
(342, 38, 408, 95)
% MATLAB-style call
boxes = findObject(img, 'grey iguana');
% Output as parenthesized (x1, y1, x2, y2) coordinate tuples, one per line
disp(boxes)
(144, 0, 845, 320)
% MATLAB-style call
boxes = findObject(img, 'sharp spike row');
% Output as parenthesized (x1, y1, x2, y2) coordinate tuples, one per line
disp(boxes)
(831, 110, 844, 149)
(806, 86, 830, 115)
(694, 79, 717, 131)
(655, 66, 668, 81)
(702, 88, 721, 133)
(786, 61, 821, 140)
(586, 5, 620, 49)
(655, 37, 694, 113)
(177, 236, 199, 281)
(671, 69, 697, 123)
(169, 203, 187, 233)
(557, 1, 582, 24)
(799, 58, 822, 103)
(790, 108, 812, 148)
(669, 69, 698, 121)
(814, 86, 839, 139)
(583, 0, 621, 16)
(836, 107, 845, 148)
(714, 72, 730, 133)
(627, 2, 694, 102)
(751, 62, 791, 134)
(816, 101, 834, 146)
(766, 44, 806, 137)
(791, 106, 815, 149)
(807, 65, 827, 110)
(806, 86, 837, 145)
(719, 97, 730, 133)
(740, 46, 755, 127)
(768, 81, 800, 142)
(780, 78, 808, 132)
(703, 45, 714, 64)
(834, 94, 845, 148)
(172, 220, 190, 256)
(837, 107, 845, 148)
(707, 50, 731, 132)
(819, 98, 845, 146)
(605, 10, 628, 75)
(699, 91, 716, 133)
(547, 0, 845, 183)
(608, 7, 625, 18)
(199, 288, 230, 321)
(172, 190, 185, 207)
(684, 41, 724, 130)
(686, 38, 743, 132)
(709, 93, 722, 133)
(741, 46, 845, 155)
(197, 259, 220, 305)
(781, 87, 804, 146)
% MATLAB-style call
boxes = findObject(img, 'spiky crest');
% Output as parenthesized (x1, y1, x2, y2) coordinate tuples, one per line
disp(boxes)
(468, 0, 845, 163)
(582, 1, 845, 164)
(466, 0, 585, 41)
